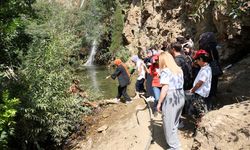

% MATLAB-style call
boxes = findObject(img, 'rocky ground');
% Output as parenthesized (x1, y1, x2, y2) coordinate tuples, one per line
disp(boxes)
(65, 54, 250, 150)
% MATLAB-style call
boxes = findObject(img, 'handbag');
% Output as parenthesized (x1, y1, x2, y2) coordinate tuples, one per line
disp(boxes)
(210, 50, 223, 76)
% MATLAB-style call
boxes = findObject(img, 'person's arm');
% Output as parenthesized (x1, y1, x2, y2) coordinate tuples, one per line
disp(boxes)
(111, 66, 121, 79)
(144, 64, 150, 73)
(157, 84, 169, 112)
(190, 80, 204, 93)
(190, 69, 207, 93)
(156, 69, 170, 112)
(138, 62, 143, 74)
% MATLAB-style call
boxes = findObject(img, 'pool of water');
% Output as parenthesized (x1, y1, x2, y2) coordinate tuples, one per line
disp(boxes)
(76, 66, 135, 99)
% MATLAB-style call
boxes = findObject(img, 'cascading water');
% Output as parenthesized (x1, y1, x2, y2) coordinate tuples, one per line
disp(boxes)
(83, 40, 99, 90)
(80, 0, 85, 8)
(84, 40, 97, 66)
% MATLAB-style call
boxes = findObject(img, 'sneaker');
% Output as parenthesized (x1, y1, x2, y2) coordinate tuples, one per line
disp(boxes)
(114, 98, 120, 103)
(146, 97, 154, 102)
(125, 100, 132, 104)
(149, 96, 155, 101)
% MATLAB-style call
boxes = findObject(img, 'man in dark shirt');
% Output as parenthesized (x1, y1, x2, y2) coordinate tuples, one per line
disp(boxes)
(169, 42, 193, 90)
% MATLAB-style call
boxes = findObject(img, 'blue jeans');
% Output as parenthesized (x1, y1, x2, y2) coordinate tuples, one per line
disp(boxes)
(153, 87, 161, 112)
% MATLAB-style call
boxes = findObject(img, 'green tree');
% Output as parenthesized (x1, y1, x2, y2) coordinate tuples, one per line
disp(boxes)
(0, 0, 34, 68)
(109, 0, 124, 58)
(10, 1, 86, 148)
(0, 91, 20, 150)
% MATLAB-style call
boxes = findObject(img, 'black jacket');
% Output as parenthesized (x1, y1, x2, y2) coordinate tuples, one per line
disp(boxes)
(111, 65, 130, 87)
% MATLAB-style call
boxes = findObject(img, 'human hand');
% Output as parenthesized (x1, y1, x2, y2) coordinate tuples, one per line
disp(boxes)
(157, 103, 162, 112)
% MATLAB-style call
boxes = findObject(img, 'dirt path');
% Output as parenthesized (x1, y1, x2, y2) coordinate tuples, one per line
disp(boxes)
(68, 98, 194, 150)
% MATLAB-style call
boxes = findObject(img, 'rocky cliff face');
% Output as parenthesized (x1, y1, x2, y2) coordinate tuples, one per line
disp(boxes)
(123, 0, 250, 63)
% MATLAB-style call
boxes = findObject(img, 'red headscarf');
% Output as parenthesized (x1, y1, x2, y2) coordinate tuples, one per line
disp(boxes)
(114, 59, 122, 66)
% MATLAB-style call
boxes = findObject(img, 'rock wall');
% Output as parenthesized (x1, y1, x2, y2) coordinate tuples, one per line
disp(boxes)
(123, 0, 250, 63)
(123, 0, 185, 53)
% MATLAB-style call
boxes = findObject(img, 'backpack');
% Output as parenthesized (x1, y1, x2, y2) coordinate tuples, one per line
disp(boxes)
(175, 55, 193, 90)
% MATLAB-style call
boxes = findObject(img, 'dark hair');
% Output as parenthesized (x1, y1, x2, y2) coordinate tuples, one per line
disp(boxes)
(176, 36, 186, 44)
(161, 41, 169, 51)
(183, 43, 191, 49)
(185, 34, 191, 40)
(171, 42, 182, 52)
(195, 54, 209, 62)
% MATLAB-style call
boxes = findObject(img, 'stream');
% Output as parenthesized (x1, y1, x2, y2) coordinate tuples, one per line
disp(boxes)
(76, 65, 135, 99)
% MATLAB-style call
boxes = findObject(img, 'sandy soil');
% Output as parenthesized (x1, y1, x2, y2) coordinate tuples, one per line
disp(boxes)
(66, 97, 195, 150)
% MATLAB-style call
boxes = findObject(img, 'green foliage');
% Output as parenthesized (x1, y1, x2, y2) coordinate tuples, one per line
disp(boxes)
(188, 0, 211, 23)
(189, 0, 250, 22)
(109, 1, 124, 57)
(0, 0, 34, 68)
(115, 47, 131, 62)
(12, 1, 86, 148)
(228, 0, 250, 19)
(77, 0, 115, 44)
(0, 91, 20, 149)
(0, 0, 130, 149)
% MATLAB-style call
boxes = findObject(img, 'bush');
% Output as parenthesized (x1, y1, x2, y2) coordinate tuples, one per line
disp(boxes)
(115, 46, 131, 62)
(0, 90, 20, 150)
(12, 1, 86, 148)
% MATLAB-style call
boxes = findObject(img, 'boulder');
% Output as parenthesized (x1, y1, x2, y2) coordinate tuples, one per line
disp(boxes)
(192, 100, 250, 150)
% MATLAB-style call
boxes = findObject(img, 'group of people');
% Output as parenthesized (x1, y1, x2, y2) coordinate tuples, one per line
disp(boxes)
(109, 32, 222, 149)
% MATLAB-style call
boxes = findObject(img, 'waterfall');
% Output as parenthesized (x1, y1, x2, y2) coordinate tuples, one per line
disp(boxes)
(84, 40, 97, 66)
(86, 66, 99, 90)
(80, 0, 85, 8)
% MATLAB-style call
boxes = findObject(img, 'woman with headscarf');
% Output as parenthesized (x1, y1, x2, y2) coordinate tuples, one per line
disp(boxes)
(131, 55, 146, 99)
(157, 52, 185, 149)
(110, 59, 132, 103)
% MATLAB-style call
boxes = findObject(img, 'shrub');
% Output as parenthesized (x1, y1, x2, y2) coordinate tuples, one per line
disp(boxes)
(0, 90, 20, 150)
(13, 1, 86, 148)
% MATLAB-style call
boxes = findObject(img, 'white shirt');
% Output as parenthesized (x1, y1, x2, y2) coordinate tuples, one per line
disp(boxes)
(193, 64, 212, 97)
(160, 68, 184, 90)
(136, 59, 145, 80)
